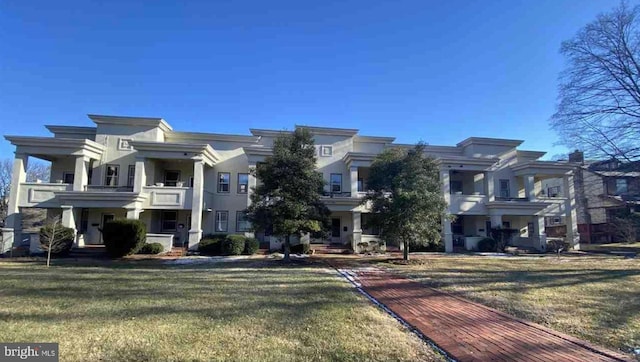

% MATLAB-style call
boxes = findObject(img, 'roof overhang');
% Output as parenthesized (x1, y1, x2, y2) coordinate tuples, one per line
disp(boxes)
(512, 161, 577, 176)
(88, 114, 173, 133)
(45, 125, 97, 138)
(168, 131, 259, 143)
(295, 125, 359, 137)
(129, 141, 219, 166)
(342, 152, 377, 168)
(4, 136, 105, 161)
(457, 137, 524, 148)
(437, 156, 499, 171)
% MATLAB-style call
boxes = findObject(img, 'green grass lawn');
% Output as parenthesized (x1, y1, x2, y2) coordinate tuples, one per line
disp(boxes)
(380, 254, 640, 355)
(582, 242, 640, 254)
(0, 259, 441, 362)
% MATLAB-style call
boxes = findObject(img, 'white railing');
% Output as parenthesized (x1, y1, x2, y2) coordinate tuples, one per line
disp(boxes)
(142, 186, 193, 209)
(18, 183, 73, 207)
(449, 194, 488, 214)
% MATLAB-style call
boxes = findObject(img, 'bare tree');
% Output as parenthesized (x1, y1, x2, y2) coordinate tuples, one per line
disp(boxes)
(39, 217, 74, 267)
(0, 158, 51, 223)
(551, 2, 640, 163)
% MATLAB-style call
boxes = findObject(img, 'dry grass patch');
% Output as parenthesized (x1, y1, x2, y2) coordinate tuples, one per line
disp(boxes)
(0, 259, 441, 361)
(381, 254, 640, 355)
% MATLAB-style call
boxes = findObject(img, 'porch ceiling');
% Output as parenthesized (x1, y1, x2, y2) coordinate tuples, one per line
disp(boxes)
(129, 140, 219, 166)
(4, 136, 105, 161)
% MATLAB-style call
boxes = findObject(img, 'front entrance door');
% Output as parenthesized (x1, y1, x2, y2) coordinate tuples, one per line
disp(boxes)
(331, 218, 341, 244)
(100, 214, 115, 244)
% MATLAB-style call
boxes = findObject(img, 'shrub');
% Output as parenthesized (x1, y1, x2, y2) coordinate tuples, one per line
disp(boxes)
(477, 237, 498, 252)
(289, 243, 311, 254)
(198, 234, 226, 255)
(102, 219, 146, 258)
(138, 242, 164, 254)
(221, 235, 246, 255)
(244, 237, 259, 255)
(547, 239, 570, 254)
(39, 224, 75, 256)
(410, 241, 443, 252)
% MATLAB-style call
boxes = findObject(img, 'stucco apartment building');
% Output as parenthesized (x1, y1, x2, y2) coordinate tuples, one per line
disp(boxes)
(2, 114, 579, 254)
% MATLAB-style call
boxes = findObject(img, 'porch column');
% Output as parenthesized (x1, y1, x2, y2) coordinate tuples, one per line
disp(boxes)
(350, 166, 358, 196)
(247, 163, 257, 207)
(442, 217, 453, 253)
(133, 157, 146, 193)
(125, 208, 142, 220)
(440, 168, 451, 206)
(485, 171, 495, 201)
(490, 214, 502, 228)
(73, 156, 89, 191)
(524, 174, 535, 201)
(352, 211, 362, 251)
(61, 205, 78, 246)
(2, 153, 28, 253)
(536, 215, 547, 251)
(188, 160, 205, 249)
(563, 173, 580, 249)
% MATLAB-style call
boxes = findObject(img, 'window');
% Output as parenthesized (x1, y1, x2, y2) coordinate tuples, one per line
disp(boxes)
(215, 211, 228, 232)
(236, 211, 251, 232)
(80, 209, 89, 233)
(320, 145, 333, 157)
(330, 173, 342, 193)
(165, 170, 181, 187)
(218, 172, 230, 193)
(362, 214, 381, 235)
(238, 173, 249, 194)
(127, 165, 135, 187)
(547, 186, 560, 197)
(161, 211, 178, 232)
(499, 179, 510, 198)
(450, 180, 463, 194)
(105, 165, 119, 186)
(357, 178, 364, 192)
(616, 178, 628, 194)
(63, 172, 74, 184)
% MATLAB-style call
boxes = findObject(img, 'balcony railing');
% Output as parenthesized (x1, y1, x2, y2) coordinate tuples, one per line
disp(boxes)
(18, 182, 72, 207)
(322, 191, 352, 198)
(449, 194, 488, 214)
(142, 186, 193, 209)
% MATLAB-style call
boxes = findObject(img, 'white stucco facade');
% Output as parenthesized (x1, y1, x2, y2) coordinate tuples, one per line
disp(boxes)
(2, 114, 579, 253)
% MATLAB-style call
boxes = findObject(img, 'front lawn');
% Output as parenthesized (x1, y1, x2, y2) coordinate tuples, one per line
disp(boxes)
(582, 242, 640, 254)
(0, 259, 440, 361)
(381, 254, 640, 355)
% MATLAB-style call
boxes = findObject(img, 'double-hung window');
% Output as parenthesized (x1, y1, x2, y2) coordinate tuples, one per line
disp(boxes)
(215, 211, 228, 232)
(127, 165, 135, 187)
(218, 172, 230, 193)
(236, 211, 251, 232)
(162, 211, 178, 232)
(165, 170, 180, 187)
(330, 173, 342, 193)
(237, 173, 249, 194)
(105, 165, 119, 186)
(499, 179, 510, 198)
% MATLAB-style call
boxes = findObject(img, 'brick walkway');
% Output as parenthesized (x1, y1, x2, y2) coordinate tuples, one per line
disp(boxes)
(337, 266, 632, 362)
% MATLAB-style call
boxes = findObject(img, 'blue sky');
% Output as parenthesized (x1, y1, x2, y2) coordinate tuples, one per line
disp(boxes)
(0, 0, 622, 159)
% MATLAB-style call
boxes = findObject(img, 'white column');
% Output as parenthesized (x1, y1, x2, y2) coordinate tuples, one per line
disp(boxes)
(524, 174, 535, 201)
(247, 163, 257, 207)
(536, 215, 547, 251)
(350, 166, 358, 196)
(125, 208, 142, 220)
(486, 171, 495, 201)
(61, 205, 78, 246)
(2, 153, 28, 253)
(188, 160, 205, 250)
(73, 156, 89, 191)
(563, 173, 580, 249)
(133, 157, 147, 193)
(352, 211, 362, 251)
(440, 168, 451, 205)
(442, 217, 453, 253)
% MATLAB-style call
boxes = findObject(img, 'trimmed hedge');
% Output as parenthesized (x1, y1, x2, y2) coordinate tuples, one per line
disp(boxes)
(477, 237, 497, 252)
(198, 234, 226, 255)
(102, 219, 147, 258)
(39, 224, 75, 256)
(244, 237, 259, 255)
(288, 243, 310, 254)
(221, 235, 245, 255)
(138, 242, 164, 254)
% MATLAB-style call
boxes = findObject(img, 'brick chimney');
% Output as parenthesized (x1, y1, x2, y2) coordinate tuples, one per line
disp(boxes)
(568, 150, 584, 164)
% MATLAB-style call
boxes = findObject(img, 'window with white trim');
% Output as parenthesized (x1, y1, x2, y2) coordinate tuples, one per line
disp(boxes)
(330, 173, 342, 193)
(127, 165, 135, 187)
(165, 170, 180, 187)
(215, 211, 228, 232)
(105, 165, 119, 186)
(218, 172, 230, 193)
(238, 173, 249, 194)
(161, 211, 178, 232)
(236, 211, 251, 232)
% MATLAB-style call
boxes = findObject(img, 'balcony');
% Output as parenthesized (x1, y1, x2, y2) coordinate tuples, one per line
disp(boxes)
(449, 193, 488, 215)
(142, 186, 193, 209)
(86, 185, 134, 192)
(18, 182, 73, 208)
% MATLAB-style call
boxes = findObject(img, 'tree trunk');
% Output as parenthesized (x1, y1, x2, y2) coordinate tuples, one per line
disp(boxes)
(284, 234, 291, 262)
(403, 240, 409, 261)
